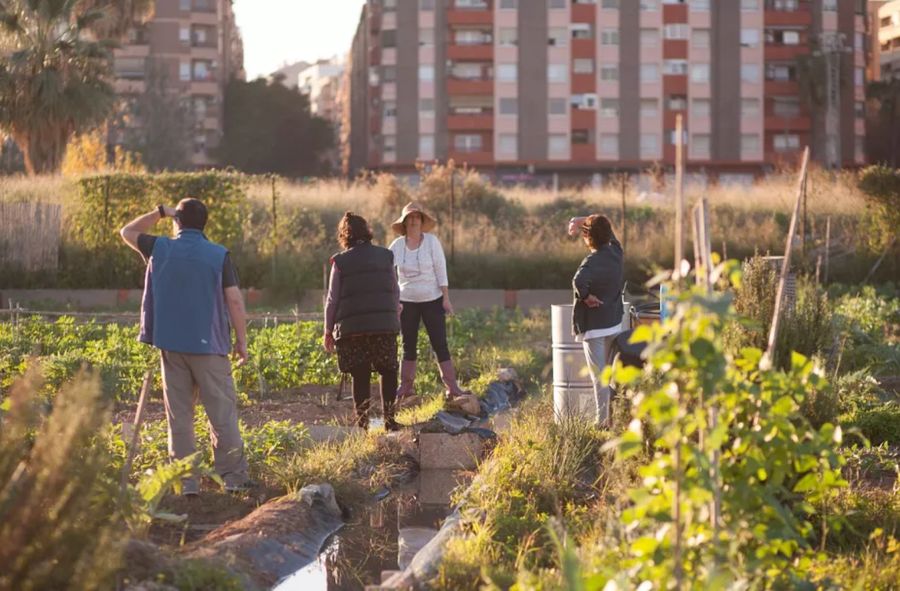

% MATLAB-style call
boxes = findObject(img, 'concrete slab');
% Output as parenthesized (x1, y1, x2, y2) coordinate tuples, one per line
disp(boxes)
(416, 469, 467, 506)
(418, 432, 484, 470)
(517, 289, 571, 311)
(447, 289, 506, 311)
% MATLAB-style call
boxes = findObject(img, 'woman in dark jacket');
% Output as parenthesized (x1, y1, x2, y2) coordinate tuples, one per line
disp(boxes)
(323, 212, 401, 430)
(570, 214, 624, 425)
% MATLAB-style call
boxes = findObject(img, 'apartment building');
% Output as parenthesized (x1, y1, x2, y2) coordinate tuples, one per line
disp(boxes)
(344, 0, 868, 183)
(111, 0, 244, 168)
(876, 0, 900, 79)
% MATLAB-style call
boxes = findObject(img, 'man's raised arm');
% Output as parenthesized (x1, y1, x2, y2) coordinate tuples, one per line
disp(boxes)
(120, 205, 176, 253)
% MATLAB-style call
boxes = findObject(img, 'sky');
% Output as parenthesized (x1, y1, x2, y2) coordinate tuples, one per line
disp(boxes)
(232, 0, 366, 80)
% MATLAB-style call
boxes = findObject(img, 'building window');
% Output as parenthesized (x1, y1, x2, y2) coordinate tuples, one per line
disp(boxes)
(180, 0, 191, 10)
(419, 28, 435, 46)
(600, 28, 619, 45)
(499, 28, 517, 46)
(668, 95, 688, 110)
(601, 0, 620, 8)
(823, 0, 837, 10)
(855, 134, 865, 161)
(692, 29, 710, 48)
(454, 134, 483, 152)
(600, 98, 619, 117)
(383, 135, 397, 162)
(497, 64, 517, 82)
(498, 134, 517, 157)
(549, 27, 568, 46)
(855, 100, 865, 118)
(855, 67, 865, 87)
(571, 23, 594, 40)
(419, 134, 435, 159)
(548, 64, 568, 83)
(772, 96, 800, 117)
(599, 65, 619, 81)
(572, 129, 593, 145)
(499, 97, 518, 115)
(420, 98, 435, 116)
(741, 64, 760, 83)
(664, 59, 688, 76)
(640, 133, 659, 158)
(420, 0, 435, 10)
(741, 133, 760, 157)
(640, 98, 659, 117)
(383, 100, 397, 118)
(572, 94, 599, 109)
(574, 58, 594, 74)
(690, 63, 710, 83)
(418, 65, 434, 81)
(768, 0, 798, 9)
(192, 60, 213, 81)
(691, 98, 710, 116)
(179, 25, 190, 44)
(765, 29, 801, 45)
(667, 128, 688, 146)
(599, 133, 619, 156)
(773, 133, 800, 152)
(692, 134, 711, 158)
(741, 98, 760, 117)
(689, 0, 710, 10)
(664, 24, 689, 40)
(382, 30, 397, 48)
(549, 97, 568, 115)
(640, 0, 659, 10)
(765, 63, 796, 81)
(740, 28, 760, 48)
(382, 65, 397, 82)
(499, 0, 517, 8)
(640, 64, 659, 83)
(549, 0, 567, 8)
(741, 0, 759, 8)
(549, 134, 568, 158)
(640, 29, 659, 47)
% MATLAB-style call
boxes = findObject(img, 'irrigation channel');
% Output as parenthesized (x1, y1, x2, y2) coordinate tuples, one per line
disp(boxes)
(273, 469, 465, 590)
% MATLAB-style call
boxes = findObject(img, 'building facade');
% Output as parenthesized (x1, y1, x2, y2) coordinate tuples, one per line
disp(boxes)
(876, 0, 900, 78)
(111, 0, 244, 168)
(345, 0, 868, 182)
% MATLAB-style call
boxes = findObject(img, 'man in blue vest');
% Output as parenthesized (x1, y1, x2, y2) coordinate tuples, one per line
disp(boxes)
(120, 198, 251, 495)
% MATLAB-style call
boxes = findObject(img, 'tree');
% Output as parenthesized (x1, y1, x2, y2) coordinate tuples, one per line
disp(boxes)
(116, 59, 193, 171)
(217, 76, 335, 177)
(866, 79, 900, 167)
(0, 0, 120, 174)
(61, 127, 143, 175)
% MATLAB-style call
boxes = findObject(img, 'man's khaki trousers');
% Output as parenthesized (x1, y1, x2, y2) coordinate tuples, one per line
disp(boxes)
(160, 350, 248, 485)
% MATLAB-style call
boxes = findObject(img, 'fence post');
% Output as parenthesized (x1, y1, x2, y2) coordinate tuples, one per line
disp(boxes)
(271, 175, 278, 277)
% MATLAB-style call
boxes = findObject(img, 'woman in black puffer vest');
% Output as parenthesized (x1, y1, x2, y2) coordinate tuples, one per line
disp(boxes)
(570, 214, 625, 426)
(323, 213, 401, 430)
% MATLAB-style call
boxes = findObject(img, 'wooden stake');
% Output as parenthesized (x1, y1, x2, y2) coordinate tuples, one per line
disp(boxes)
(824, 216, 831, 284)
(761, 147, 810, 370)
(121, 369, 154, 493)
(674, 114, 685, 281)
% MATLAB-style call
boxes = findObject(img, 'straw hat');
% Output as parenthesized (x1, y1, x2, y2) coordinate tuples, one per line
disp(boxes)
(391, 201, 436, 235)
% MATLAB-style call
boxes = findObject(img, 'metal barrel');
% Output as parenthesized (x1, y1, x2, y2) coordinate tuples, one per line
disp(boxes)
(551, 304, 595, 421)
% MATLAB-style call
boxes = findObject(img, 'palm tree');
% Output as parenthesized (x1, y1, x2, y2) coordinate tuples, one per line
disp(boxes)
(0, 0, 151, 175)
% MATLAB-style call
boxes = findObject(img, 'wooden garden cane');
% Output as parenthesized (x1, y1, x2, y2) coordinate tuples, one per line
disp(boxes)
(761, 147, 810, 371)
(673, 114, 685, 591)
(120, 369, 154, 494)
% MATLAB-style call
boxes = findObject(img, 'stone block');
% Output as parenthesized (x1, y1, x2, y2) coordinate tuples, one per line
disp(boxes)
(418, 432, 484, 470)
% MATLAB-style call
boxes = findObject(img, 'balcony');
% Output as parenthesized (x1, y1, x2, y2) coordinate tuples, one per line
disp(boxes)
(447, 78, 494, 94)
(663, 75, 688, 96)
(662, 3, 688, 22)
(571, 74, 595, 94)
(571, 2, 596, 22)
(663, 40, 688, 59)
(571, 38, 594, 59)
(448, 44, 494, 60)
(571, 108, 595, 128)
(765, 115, 811, 130)
(448, 150, 493, 166)
(765, 80, 800, 95)
(765, 8, 812, 27)
(764, 44, 809, 62)
(448, 112, 494, 131)
(448, 4, 492, 26)
(571, 143, 596, 163)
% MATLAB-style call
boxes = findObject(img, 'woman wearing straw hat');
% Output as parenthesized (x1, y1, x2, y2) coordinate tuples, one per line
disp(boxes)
(389, 202, 468, 400)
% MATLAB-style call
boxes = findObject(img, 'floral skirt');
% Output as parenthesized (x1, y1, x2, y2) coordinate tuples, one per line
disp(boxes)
(335, 333, 399, 374)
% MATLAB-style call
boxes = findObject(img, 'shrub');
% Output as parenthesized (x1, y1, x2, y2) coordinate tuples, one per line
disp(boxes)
(0, 370, 123, 591)
(857, 165, 900, 252)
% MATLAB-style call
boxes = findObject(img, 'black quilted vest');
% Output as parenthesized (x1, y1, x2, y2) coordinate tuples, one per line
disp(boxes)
(331, 242, 400, 340)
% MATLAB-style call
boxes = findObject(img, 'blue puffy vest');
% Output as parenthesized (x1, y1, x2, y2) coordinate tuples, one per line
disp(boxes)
(138, 229, 231, 355)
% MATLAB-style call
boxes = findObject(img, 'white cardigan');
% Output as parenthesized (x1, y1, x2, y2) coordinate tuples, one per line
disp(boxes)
(389, 233, 448, 303)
